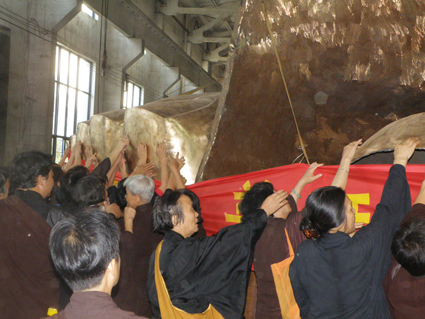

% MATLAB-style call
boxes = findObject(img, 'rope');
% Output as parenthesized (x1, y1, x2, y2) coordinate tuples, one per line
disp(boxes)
(260, 0, 310, 164)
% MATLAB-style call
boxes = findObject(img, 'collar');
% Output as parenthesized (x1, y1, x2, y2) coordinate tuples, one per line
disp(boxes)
(14, 189, 44, 201)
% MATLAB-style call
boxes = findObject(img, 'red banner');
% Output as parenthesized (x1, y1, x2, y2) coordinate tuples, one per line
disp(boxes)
(187, 164, 425, 236)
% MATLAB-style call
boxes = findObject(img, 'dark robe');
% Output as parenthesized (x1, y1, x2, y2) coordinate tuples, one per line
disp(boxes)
(14, 189, 54, 220)
(147, 209, 268, 319)
(0, 195, 60, 318)
(44, 291, 147, 319)
(113, 203, 164, 317)
(289, 164, 411, 319)
(254, 195, 305, 319)
(383, 203, 425, 319)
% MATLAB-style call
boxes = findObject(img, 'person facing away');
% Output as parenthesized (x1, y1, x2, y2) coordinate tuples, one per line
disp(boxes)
(147, 188, 288, 318)
(383, 173, 425, 319)
(0, 151, 59, 318)
(289, 138, 420, 319)
(44, 208, 147, 319)
(113, 174, 164, 317)
(238, 162, 322, 319)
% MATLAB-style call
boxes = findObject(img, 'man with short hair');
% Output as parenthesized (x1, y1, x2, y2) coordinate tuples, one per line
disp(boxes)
(383, 175, 425, 319)
(0, 151, 59, 318)
(10, 150, 55, 219)
(46, 208, 146, 319)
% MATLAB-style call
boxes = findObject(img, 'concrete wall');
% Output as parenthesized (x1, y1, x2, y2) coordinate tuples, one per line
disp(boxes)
(0, 0, 218, 164)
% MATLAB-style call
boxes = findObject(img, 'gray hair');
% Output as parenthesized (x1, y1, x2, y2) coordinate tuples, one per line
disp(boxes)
(124, 175, 155, 203)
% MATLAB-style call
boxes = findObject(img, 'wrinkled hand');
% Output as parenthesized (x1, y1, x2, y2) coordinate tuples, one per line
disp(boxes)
(260, 190, 288, 217)
(106, 203, 123, 219)
(137, 142, 148, 165)
(341, 139, 362, 162)
(124, 207, 136, 220)
(156, 143, 166, 160)
(175, 152, 185, 170)
(394, 137, 420, 166)
(300, 162, 323, 185)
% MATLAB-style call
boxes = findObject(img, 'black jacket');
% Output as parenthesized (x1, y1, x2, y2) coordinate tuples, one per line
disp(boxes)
(147, 209, 268, 318)
(289, 165, 411, 319)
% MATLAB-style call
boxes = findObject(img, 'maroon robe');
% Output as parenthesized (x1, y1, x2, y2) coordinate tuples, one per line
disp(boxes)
(0, 195, 59, 318)
(254, 195, 305, 319)
(383, 203, 425, 319)
(113, 203, 163, 317)
(44, 291, 146, 319)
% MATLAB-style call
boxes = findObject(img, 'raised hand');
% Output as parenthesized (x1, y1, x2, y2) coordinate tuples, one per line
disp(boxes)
(84, 145, 92, 160)
(175, 152, 185, 170)
(131, 162, 155, 177)
(300, 162, 323, 185)
(156, 143, 166, 160)
(341, 139, 362, 162)
(137, 142, 148, 165)
(394, 137, 420, 167)
(63, 141, 71, 157)
(119, 134, 130, 151)
(260, 190, 289, 216)
(167, 156, 179, 172)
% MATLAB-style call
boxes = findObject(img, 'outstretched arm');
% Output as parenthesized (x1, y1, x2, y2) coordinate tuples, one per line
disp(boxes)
(168, 153, 185, 189)
(291, 162, 323, 204)
(58, 141, 71, 168)
(156, 143, 169, 194)
(331, 139, 362, 190)
(109, 134, 129, 166)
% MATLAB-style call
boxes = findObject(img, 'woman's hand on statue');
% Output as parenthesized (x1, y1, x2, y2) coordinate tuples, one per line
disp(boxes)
(341, 139, 362, 162)
(394, 137, 420, 167)
(260, 190, 288, 217)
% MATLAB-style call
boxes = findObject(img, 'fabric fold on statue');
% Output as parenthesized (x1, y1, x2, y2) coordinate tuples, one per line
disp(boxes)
(0, 195, 59, 319)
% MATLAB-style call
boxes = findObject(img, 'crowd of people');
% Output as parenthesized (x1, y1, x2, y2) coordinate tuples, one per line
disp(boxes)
(0, 135, 424, 319)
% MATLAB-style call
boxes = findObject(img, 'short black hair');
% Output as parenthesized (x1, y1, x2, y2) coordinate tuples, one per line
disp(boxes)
(49, 208, 120, 291)
(392, 218, 425, 277)
(153, 189, 188, 232)
(72, 175, 106, 208)
(10, 151, 53, 189)
(300, 186, 346, 239)
(116, 178, 128, 210)
(56, 166, 89, 204)
(52, 164, 64, 185)
(239, 182, 274, 219)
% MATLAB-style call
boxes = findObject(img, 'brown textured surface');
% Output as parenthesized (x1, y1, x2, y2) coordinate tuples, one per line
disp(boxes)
(198, 0, 425, 181)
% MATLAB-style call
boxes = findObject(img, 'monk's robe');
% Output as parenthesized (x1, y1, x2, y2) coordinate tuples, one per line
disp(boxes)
(147, 209, 268, 319)
(113, 192, 207, 317)
(0, 195, 60, 318)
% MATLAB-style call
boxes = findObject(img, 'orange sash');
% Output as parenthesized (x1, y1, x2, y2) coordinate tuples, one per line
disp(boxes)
(154, 241, 224, 319)
(270, 230, 301, 319)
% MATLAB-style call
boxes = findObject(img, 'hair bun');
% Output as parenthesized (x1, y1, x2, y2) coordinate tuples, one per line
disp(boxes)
(300, 217, 321, 239)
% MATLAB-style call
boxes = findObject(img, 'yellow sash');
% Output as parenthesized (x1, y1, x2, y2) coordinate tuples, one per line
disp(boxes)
(270, 230, 301, 319)
(154, 241, 224, 319)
